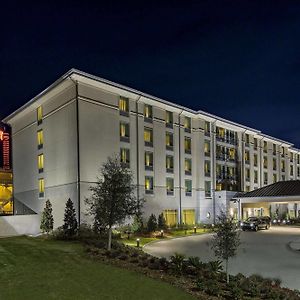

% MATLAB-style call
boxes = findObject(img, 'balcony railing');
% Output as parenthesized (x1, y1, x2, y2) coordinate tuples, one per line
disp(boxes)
(216, 136, 237, 145)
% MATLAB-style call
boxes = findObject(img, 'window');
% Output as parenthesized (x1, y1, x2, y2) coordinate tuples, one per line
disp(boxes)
(228, 148, 235, 161)
(273, 158, 277, 171)
(184, 117, 191, 133)
(204, 141, 210, 157)
(254, 138, 258, 150)
(38, 154, 44, 173)
(282, 175, 285, 181)
(281, 160, 285, 172)
(145, 152, 153, 170)
(166, 155, 174, 173)
(185, 179, 192, 196)
(273, 174, 277, 183)
(204, 121, 210, 136)
(166, 111, 173, 128)
(245, 168, 250, 181)
(163, 210, 178, 226)
(37, 106, 43, 125)
(245, 134, 250, 146)
(185, 158, 192, 175)
(264, 172, 268, 185)
(216, 127, 225, 141)
(39, 178, 45, 198)
(281, 146, 285, 157)
(166, 178, 174, 195)
(263, 156, 268, 169)
(120, 148, 130, 167)
(297, 166, 300, 177)
(120, 122, 130, 142)
(254, 154, 258, 167)
(205, 181, 211, 197)
(184, 137, 191, 154)
(298, 154, 300, 165)
(145, 176, 154, 194)
(263, 141, 268, 153)
(245, 185, 250, 192)
(204, 161, 211, 177)
(144, 127, 153, 147)
(119, 97, 129, 115)
(254, 170, 258, 184)
(273, 144, 277, 155)
(290, 165, 294, 176)
(37, 130, 44, 149)
(144, 104, 153, 122)
(290, 153, 294, 162)
(245, 150, 250, 164)
(166, 132, 173, 150)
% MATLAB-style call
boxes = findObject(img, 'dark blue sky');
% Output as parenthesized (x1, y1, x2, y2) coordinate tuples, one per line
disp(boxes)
(1, 1, 300, 146)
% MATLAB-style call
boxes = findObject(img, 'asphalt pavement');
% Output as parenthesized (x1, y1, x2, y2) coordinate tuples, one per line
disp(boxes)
(144, 226, 300, 290)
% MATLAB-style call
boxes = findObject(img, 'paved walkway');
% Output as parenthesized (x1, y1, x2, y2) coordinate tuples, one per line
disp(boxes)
(144, 226, 300, 290)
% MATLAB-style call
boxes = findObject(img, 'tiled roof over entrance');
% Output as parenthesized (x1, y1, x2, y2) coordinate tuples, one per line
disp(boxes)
(240, 180, 300, 198)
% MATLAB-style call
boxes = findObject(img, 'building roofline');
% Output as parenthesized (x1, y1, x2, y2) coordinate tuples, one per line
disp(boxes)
(2, 68, 297, 149)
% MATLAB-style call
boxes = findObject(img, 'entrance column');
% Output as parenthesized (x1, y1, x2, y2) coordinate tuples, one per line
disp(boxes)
(237, 199, 242, 221)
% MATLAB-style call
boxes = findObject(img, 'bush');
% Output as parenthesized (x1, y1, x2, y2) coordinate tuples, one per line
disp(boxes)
(196, 278, 221, 296)
(170, 252, 186, 275)
(147, 214, 157, 232)
(157, 213, 167, 230)
(131, 215, 144, 233)
(230, 284, 244, 300)
(188, 256, 204, 269)
(208, 260, 223, 273)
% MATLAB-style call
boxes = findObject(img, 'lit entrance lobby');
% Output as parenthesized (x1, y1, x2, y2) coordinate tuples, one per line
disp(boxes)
(233, 180, 300, 220)
(0, 169, 13, 215)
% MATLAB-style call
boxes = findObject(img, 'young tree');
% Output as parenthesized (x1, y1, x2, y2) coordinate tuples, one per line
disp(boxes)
(147, 214, 157, 232)
(63, 198, 78, 237)
(211, 211, 240, 284)
(86, 155, 140, 250)
(158, 213, 167, 230)
(40, 199, 54, 234)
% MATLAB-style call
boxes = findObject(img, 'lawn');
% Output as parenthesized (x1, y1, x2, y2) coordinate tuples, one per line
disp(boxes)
(0, 236, 195, 300)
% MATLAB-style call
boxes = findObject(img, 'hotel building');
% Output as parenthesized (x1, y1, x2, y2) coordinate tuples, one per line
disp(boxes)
(3, 69, 300, 228)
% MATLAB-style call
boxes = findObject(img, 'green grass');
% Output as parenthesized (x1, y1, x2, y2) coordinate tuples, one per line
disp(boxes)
(0, 236, 195, 300)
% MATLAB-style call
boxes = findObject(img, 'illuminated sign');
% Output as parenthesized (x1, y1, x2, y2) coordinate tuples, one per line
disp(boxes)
(0, 130, 3, 141)
(0, 128, 10, 170)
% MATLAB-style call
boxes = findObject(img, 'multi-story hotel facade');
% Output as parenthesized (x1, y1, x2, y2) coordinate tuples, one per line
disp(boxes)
(3, 69, 300, 228)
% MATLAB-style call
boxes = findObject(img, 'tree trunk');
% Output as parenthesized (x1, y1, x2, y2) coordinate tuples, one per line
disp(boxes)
(226, 259, 229, 284)
(107, 226, 112, 251)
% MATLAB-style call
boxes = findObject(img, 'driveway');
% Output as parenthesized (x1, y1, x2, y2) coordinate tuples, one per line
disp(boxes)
(144, 226, 300, 290)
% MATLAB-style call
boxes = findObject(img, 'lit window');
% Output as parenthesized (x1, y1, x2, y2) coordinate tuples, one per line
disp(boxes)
(37, 130, 44, 149)
(216, 127, 225, 141)
(245, 150, 250, 164)
(185, 158, 192, 175)
(185, 179, 192, 196)
(263, 141, 268, 153)
(184, 137, 191, 154)
(120, 122, 130, 142)
(205, 181, 211, 197)
(119, 97, 129, 115)
(204, 121, 210, 136)
(145, 152, 153, 170)
(166, 177, 174, 195)
(120, 148, 130, 167)
(273, 174, 277, 183)
(229, 148, 235, 161)
(39, 178, 45, 198)
(38, 154, 44, 173)
(204, 141, 210, 157)
(245, 185, 250, 192)
(166, 131, 174, 150)
(145, 176, 153, 194)
(166, 155, 174, 173)
(281, 147, 285, 157)
(37, 106, 43, 125)
(263, 156, 268, 169)
(166, 111, 173, 127)
(204, 161, 211, 177)
(184, 117, 191, 132)
(144, 104, 153, 121)
(144, 127, 153, 146)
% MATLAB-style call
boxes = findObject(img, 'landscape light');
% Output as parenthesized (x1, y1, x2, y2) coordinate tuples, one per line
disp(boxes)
(136, 238, 140, 248)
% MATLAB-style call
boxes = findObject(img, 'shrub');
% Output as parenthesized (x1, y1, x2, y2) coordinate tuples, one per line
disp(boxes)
(196, 278, 221, 296)
(170, 252, 186, 275)
(230, 284, 244, 300)
(63, 198, 78, 237)
(158, 257, 169, 270)
(188, 256, 204, 269)
(208, 260, 223, 273)
(131, 215, 144, 233)
(157, 213, 167, 230)
(118, 254, 128, 260)
(147, 214, 157, 232)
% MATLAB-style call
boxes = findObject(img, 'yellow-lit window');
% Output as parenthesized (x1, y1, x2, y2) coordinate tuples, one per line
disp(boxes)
(37, 106, 43, 125)
(37, 130, 44, 149)
(166, 111, 173, 126)
(120, 122, 130, 141)
(144, 104, 153, 119)
(145, 152, 153, 169)
(216, 127, 225, 139)
(245, 150, 250, 164)
(204, 141, 210, 156)
(185, 158, 192, 175)
(184, 117, 191, 132)
(166, 177, 174, 195)
(216, 183, 222, 191)
(184, 137, 191, 154)
(144, 127, 153, 145)
(38, 154, 44, 173)
(204, 121, 210, 136)
(204, 161, 210, 177)
(119, 97, 129, 114)
(166, 132, 173, 149)
(229, 148, 235, 161)
(166, 155, 174, 172)
(39, 178, 45, 197)
(120, 148, 130, 166)
(163, 210, 178, 226)
(145, 176, 153, 194)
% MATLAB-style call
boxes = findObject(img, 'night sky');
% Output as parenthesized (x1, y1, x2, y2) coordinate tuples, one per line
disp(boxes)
(1, 1, 300, 146)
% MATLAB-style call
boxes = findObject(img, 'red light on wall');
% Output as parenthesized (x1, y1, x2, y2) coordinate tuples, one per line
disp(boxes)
(0, 130, 3, 141)
(3, 132, 10, 170)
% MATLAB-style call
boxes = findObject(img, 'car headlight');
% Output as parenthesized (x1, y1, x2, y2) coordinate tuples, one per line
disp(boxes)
(250, 223, 254, 227)
(240, 222, 244, 226)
